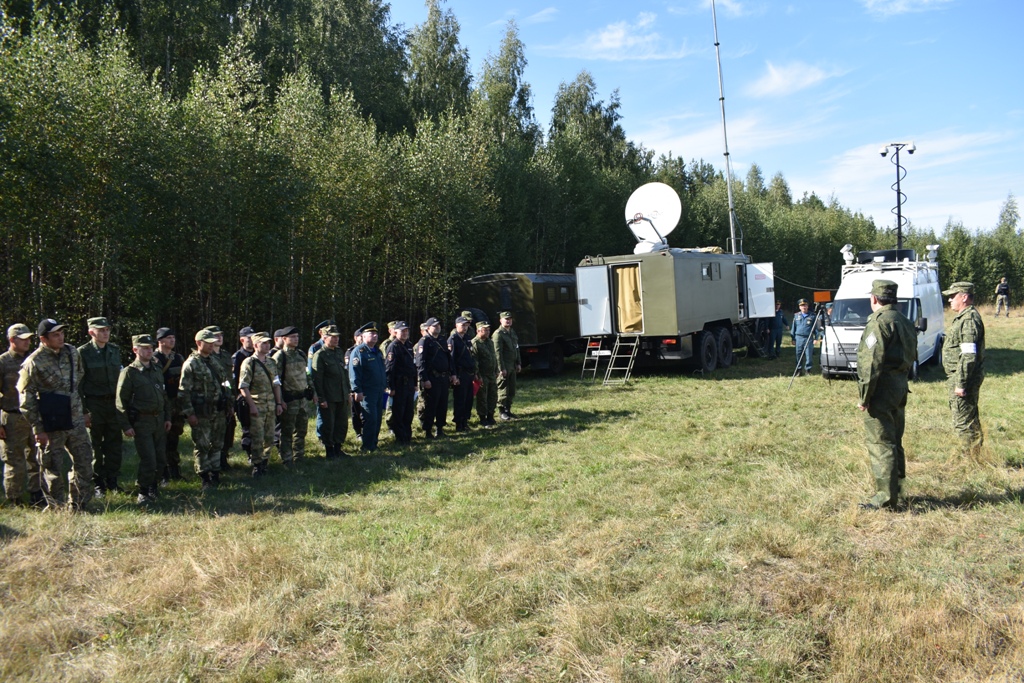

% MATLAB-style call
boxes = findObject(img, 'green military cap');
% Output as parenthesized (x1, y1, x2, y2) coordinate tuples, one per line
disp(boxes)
(202, 325, 222, 334)
(7, 323, 33, 339)
(195, 329, 219, 343)
(88, 316, 111, 329)
(386, 321, 398, 331)
(132, 334, 156, 348)
(460, 310, 474, 321)
(796, 299, 809, 306)
(870, 279, 898, 299)
(323, 325, 341, 337)
(498, 311, 513, 319)
(942, 281, 975, 297)
(250, 331, 272, 345)
(476, 321, 490, 330)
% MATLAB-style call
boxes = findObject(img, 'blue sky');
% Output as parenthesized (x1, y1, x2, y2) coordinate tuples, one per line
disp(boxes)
(388, 0, 1022, 237)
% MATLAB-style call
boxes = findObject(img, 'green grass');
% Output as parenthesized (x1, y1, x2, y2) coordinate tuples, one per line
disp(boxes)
(2, 307, 1022, 681)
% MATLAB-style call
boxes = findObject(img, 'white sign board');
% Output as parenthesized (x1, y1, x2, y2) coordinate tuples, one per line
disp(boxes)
(576, 265, 613, 336)
(746, 262, 775, 318)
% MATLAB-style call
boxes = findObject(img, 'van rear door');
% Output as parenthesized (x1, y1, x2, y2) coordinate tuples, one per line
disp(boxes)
(576, 265, 613, 336)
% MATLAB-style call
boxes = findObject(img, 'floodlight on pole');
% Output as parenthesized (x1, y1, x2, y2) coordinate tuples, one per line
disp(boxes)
(879, 141, 916, 250)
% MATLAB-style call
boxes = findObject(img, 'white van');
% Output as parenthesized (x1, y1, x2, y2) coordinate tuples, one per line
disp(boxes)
(820, 246, 944, 379)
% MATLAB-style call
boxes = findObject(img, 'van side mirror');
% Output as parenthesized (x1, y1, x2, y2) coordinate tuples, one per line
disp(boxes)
(916, 318, 928, 333)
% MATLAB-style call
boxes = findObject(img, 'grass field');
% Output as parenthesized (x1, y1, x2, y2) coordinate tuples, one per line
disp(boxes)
(2, 308, 1023, 682)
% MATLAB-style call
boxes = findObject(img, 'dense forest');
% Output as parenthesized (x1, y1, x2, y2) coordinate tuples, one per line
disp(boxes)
(1, 1, 1020, 340)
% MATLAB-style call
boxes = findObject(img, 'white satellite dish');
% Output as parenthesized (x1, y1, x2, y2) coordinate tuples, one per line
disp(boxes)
(624, 182, 682, 249)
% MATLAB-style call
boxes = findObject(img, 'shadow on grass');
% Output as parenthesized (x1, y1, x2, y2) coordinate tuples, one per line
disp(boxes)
(105, 405, 630, 517)
(0, 523, 23, 543)
(907, 487, 1024, 512)
(982, 347, 1024, 378)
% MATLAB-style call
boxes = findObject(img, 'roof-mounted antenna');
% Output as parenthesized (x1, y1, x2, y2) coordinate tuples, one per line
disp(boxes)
(624, 182, 682, 254)
(712, 0, 740, 255)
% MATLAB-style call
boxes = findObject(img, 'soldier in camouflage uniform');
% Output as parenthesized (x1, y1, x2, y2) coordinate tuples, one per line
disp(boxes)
(239, 332, 284, 477)
(204, 326, 235, 470)
(493, 311, 521, 421)
(18, 319, 95, 510)
(154, 327, 186, 482)
(856, 280, 918, 510)
(942, 281, 986, 456)
(116, 335, 171, 504)
(271, 326, 312, 465)
(179, 329, 223, 489)
(471, 321, 498, 427)
(1, 324, 42, 506)
(79, 316, 124, 493)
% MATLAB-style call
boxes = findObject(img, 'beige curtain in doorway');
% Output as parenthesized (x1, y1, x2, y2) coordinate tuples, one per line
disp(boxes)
(614, 265, 643, 333)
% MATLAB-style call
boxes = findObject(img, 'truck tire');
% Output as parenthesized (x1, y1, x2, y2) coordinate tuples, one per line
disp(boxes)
(696, 331, 718, 373)
(715, 327, 734, 368)
(548, 343, 565, 375)
(928, 336, 944, 365)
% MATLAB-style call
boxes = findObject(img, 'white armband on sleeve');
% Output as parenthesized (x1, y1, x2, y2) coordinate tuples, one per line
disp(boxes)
(960, 343, 977, 354)
(273, 377, 282, 385)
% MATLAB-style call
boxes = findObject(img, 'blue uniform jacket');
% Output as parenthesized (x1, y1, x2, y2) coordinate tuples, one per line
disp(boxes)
(349, 343, 386, 397)
(790, 311, 820, 339)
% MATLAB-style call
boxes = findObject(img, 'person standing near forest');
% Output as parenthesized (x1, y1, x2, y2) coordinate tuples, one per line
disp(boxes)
(179, 329, 223, 490)
(116, 334, 171, 505)
(994, 277, 1010, 317)
(493, 311, 521, 421)
(471, 321, 497, 428)
(79, 317, 124, 494)
(942, 282, 986, 457)
(154, 327, 185, 483)
(271, 326, 312, 465)
(311, 325, 351, 459)
(1, 323, 42, 507)
(238, 332, 284, 477)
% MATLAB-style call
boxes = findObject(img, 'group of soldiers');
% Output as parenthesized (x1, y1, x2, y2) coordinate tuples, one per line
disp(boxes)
(0, 310, 524, 511)
(855, 280, 986, 510)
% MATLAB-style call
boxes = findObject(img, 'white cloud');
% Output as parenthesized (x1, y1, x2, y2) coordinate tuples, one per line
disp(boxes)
(745, 61, 845, 98)
(667, 0, 763, 18)
(543, 13, 696, 61)
(860, 0, 956, 18)
(524, 8, 558, 25)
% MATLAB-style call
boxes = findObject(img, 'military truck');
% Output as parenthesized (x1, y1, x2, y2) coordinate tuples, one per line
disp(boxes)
(458, 273, 585, 374)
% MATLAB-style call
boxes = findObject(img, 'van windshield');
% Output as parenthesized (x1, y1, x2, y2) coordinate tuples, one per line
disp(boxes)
(830, 298, 912, 325)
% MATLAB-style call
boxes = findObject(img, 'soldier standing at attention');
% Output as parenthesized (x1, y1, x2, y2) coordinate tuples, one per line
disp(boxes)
(1, 324, 43, 507)
(230, 327, 255, 465)
(79, 317, 124, 494)
(768, 301, 788, 359)
(448, 316, 476, 432)
(415, 317, 453, 439)
(204, 326, 235, 470)
(942, 282, 986, 456)
(789, 299, 818, 376)
(307, 320, 333, 444)
(18, 319, 94, 510)
(311, 325, 351, 459)
(271, 326, 312, 465)
(345, 330, 365, 443)
(856, 280, 917, 510)
(154, 328, 186, 482)
(471, 321, 498, 428)
(384, 321, 416, 445)
(179, 329, 223, 490)
(350, 323, 387, 452)
(238, 332, 284, 477)
(493, 311, 521, 421)
(116, 335, 171, 505)
(994, 277, 1010, 317)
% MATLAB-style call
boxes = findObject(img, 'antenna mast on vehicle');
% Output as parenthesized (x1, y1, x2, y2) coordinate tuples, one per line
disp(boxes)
(711, 0, 740, 255)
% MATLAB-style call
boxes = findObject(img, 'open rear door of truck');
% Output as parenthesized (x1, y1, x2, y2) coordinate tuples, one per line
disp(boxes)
(576, 265, 613, 336)
(745, 262, 775, 318)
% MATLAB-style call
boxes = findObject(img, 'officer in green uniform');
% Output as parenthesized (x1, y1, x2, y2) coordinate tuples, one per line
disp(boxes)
(116, 335, 172, 504)
(239, 332, 284, 477)
(1, 324, 42, 507)
(311, 325, 352, 459)
(79, 316, 124, 493)
(179, 329, 223, 489)
(204, 326, 235, 470)
(471, 321, 498, 427)
(18, 319, 95, 510)
(271, 326, 312, 465)
(856, 280, 918, 510)
(154, 328, 186, 482)
(493, 311, 521, 421)
(942, 281, 986, 456)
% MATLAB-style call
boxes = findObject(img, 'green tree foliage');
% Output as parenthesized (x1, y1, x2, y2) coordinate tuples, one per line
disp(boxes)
(406, 0, 470, 125)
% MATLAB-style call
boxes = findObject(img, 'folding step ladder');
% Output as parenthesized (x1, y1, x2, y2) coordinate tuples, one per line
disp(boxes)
(602, 335, 640, 385)
(581, 337, 607, 380)
(737, 321, 770, 359)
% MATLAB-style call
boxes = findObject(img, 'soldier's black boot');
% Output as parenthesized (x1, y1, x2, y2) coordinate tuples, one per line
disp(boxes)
(200, 472, 213, 491)
(170, 464, 183, 481)
(107, 477, 125, 494)
(210, 471, 221, 487)
(161, 466, 171, 486)
(324, 444, 336, 460)
(30, 490, 46, 509)
(94, 476, 107, 496)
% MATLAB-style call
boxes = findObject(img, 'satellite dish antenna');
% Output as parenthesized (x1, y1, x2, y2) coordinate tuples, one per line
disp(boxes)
(624, 182, 682, 254)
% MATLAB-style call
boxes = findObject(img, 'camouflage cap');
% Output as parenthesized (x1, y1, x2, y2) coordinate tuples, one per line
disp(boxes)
(942, 281, 975, 297)
(475, 321, 491, 330)
(498, 310, 514, 319)
(871, 279, 898, 299)
(460, 310, 474, 321)
(386, 321, 398, 331)
(7, 323, 33, 339)
(250, 331, 272, 345)
(132, 334, 156, 348)
(88, 316, 111, 329)
(195, 329, 219, 343)
(202, 325, 222, 335)
(323, 325, 341, 337)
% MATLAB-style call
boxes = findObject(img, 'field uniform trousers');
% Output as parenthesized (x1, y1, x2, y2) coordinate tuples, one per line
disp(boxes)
(248, 400, 276, 467)
(948, 377, 984, 455)
(863, 380, 908, 507)
(476, 376, 497, 423)
(497, 372, 517, 413)
(131, 413, 167, 491)
(1, 410, 41, 502)
(995, 295, 1010, 316)
(39, 418, 94, 510)
(319, 401, 348, 450)
(279, 399, 308, 461)
(190, 415, 219, 475)
(388, 384, 414, 444)
(420, 374, 450, 434)
(165, 413, 185, 469)
(84, 396, 123, 482)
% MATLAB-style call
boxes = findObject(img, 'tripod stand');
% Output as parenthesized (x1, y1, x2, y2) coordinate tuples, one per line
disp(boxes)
(788, 303, 828, 389)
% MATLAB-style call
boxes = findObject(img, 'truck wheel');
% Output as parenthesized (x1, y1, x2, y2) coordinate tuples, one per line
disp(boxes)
(548, 344, 565, 375)
(715, 327, 734, 368)
(928, 336, 943, 365)
(696, 331, 718, 373)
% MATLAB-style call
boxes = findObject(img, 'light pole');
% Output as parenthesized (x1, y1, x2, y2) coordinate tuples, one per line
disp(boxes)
(879, 141, 916, 250)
